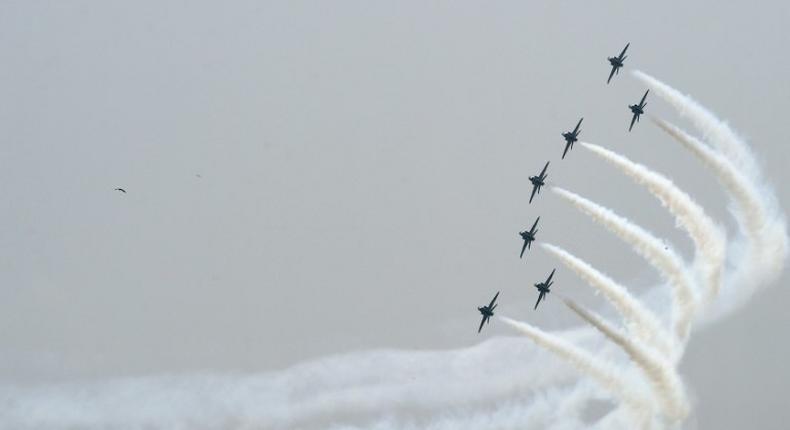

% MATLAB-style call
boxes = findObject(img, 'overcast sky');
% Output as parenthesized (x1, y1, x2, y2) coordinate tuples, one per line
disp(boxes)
(1, 1, 789, 428)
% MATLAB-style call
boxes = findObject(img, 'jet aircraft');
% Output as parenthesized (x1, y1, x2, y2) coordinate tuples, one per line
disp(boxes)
(477, 291, 500, 333)
(519, 217, 540, 258)
(533, 269, 556, 310)
(628, 90, 649, 131)
(528, 161, 550, 204)
(561, 118, 583, 159)
(607, 43, 629, 84)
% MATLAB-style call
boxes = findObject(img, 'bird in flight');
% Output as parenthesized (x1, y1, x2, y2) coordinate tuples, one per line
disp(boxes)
(114, 188, 127, 193)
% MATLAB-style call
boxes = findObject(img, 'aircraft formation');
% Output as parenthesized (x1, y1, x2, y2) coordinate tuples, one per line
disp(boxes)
(477, 43, 648, 332)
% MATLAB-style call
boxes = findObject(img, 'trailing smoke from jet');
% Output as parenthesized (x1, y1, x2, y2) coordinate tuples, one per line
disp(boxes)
(497, 316, 648, 411)
(563, 300, 689, 422)
(634, 70, 788, 316)
(540, 242, 674, 357)
(631, 70, 759, 178)
(551, 186, 695, 342)
(581, 141, 726, 304)
(652, 117, 766, 236)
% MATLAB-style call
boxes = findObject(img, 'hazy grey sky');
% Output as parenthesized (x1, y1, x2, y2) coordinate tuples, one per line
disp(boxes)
(1, 1, 788, 428)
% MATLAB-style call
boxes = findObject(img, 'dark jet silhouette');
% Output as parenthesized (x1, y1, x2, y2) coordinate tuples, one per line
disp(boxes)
(561, 117, 583, 159)
(477, 291, 500, 333)
(607, 43, 629, 84)
(629, 90, 649, 131)
(533, 268, 556, 310)
(528, 161, 550, 204)
(114, 188, 126, 193)
(519, 216, 540, 258)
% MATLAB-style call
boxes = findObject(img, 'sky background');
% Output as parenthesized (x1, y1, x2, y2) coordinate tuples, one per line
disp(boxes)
(1, 1, 788, 428)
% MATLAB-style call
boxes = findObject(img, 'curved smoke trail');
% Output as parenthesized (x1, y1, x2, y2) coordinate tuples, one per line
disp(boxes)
(631, 70, 759, 178)
(0, 73, 785, 429)
(580, 141, 727, 308)
(563, 299, 689, 422)
(651, 117, 766, 236)
(540, 242, 674, 358)
(635, 70, 788, 318)
(551, 187, 695, 344)
(497, 317, 642, 409)
(651, 117, 788, 314)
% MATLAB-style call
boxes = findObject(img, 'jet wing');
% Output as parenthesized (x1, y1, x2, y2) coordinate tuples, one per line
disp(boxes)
(607, 65, 617, 84)
(530, 216, 540, 233)
(539, 161, 550, 178)
(478, 316, 487, 333)
(640, 89, 649, 105)
(534, 292, 544, 310)
(529, 184, 538, 203)
(489, 291, 500, 308)
(573, 118, 583, 134)
(629, 113, 638, 131)
(562, 141, 572, 159)
(545, 269, 555, 285)
(520, 240, 528, 258)
(619, 43, 630, 59)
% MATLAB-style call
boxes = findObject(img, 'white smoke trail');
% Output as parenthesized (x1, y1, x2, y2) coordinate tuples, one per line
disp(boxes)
(633, 68, 788, 314)
(652, 117, 765, 236)
(331, 381, 622, 430)
(650, 116, 789, 314)
(497, 316, 650, 416)
(540, 242, 674, 357)
(551, 187, 695, 342)
(0, 337, 597, 429)
(563, 300, 689, 422)
(581, 141, 727, 306)
(634, 70, 787, 269)
(631, 70, 759, 178)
